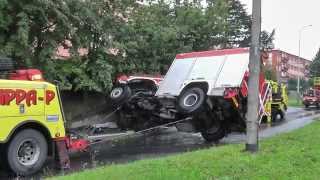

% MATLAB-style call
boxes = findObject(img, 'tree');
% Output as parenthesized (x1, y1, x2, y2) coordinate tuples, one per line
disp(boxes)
(263, 65, 277, 81)
(310, 48, 320, 77)
(0, 0, 82, 67)
(205, 0, 251, 48)
(224, 0, 251, 47)
(115, 0, 252, 75)
(0, 0, 255, 93)
(45, 0, 133, 92)
(287, 78, 310, 91)
(260, 29, 275, 49)
(0, 0, 127, 92)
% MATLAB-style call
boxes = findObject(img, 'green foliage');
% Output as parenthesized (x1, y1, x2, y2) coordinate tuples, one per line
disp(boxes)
(114, 0, 252, 75)
(264, 65, 277, 81)
(0, 0, 80, 66)
(44, 54, 114, 92)
(261, 29, 275, 49)
(287, 78, 297, 91)
(0, 0, 253, 93)
(310, 48, 320, 77)
(287, 78, 311, 91)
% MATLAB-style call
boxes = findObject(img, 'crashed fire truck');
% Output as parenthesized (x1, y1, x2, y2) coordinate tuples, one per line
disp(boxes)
(110, 48, 273, 142)
(0, 48, 282, 176)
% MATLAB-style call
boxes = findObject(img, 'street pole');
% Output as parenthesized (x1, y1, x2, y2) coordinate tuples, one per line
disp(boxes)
(246, 0, 261, 152)
(297, 77, 300, 94)
(297, 25, 312, 101)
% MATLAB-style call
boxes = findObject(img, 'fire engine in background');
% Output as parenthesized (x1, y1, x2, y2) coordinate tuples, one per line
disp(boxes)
(303, 77, 320, 108)
(263, 80, 288, 123)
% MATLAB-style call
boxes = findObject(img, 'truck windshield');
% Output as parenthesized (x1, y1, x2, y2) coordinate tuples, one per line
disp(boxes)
(306, 90, 314, 97)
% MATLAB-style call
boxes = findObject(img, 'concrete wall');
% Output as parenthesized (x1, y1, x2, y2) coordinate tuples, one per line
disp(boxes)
(60, 91, 111, 127)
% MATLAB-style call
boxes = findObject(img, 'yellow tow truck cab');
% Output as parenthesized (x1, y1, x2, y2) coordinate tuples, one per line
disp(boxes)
(0, 80, 66, 142)
(0, 79, 69, 176)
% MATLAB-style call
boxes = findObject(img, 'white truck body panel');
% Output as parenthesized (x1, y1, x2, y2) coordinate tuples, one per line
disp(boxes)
(156, 58, 195, 96)
(156, 48, 250, 97)
(214, 53, 249, 88)
(187, 56, 226, 81)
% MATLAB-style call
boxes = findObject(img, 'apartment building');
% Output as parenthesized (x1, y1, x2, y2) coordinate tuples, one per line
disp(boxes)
(264, 49, 311, 83)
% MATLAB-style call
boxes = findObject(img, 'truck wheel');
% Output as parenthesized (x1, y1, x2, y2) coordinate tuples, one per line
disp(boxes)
(177, 87, 206, 114)
(6, 129, 48, 176)
(279, 110, 285, 121)
(201, 122, 226, 142)
(0, 145, 9, 170)
(110, 84, 132, 105)
(271, 108, 278, 122)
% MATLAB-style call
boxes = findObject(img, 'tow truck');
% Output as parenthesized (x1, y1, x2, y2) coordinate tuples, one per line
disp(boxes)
(0, 59, 75, 176)
(0, 48, 276, 176)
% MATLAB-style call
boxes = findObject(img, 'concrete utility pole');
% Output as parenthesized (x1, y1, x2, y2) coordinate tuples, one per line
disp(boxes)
(246, 0, 261, 152)
(297, 25, 312, 98)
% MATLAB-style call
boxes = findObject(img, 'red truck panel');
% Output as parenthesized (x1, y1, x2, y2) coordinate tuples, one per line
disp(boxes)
(9, 69, 44, 81)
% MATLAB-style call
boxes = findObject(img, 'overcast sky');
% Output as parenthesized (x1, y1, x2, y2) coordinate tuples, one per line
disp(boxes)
(240, 0, 320, 60)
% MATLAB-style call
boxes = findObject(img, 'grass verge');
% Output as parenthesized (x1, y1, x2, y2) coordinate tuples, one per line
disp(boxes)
(53, 120, 320, 180)
(288, 97, 302, 107)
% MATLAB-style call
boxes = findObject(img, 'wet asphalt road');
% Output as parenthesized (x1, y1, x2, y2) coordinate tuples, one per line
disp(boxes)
(2, 107, 320, 179)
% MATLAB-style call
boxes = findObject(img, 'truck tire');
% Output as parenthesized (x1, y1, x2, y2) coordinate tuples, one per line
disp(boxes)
(0, 57, 14, 71)
(271, 108, 285, 122)
(0, 144, 9, 170)
(279, 110, 285, 121)
(177, 87, 206, 114)
(201, 122, 226, 142)
(6, 129, 48, 176)
(110, 84, 132, 105)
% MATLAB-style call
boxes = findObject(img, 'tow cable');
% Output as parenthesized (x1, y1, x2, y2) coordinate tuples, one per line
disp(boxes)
(67, 106, 192, 151)
(86, 107, 122, 135)
(87, 117, 192, 146)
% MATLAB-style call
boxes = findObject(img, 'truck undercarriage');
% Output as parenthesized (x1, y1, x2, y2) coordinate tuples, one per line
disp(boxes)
(106, 78, 248, 143)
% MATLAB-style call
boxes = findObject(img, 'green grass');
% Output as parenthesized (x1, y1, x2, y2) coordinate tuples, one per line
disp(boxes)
(53, 120, 320, 180)
(288, 97, 303, 107)
(288, 91, 303, 107)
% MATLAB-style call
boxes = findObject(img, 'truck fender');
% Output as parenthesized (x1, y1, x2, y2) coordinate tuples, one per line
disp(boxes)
(0, 120, 52, 154)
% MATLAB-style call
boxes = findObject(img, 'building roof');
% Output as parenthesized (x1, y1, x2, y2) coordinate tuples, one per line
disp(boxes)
(272, 49, 311, 62)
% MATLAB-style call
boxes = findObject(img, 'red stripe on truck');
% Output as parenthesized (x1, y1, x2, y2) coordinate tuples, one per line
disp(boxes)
(175, 48, 249, 59)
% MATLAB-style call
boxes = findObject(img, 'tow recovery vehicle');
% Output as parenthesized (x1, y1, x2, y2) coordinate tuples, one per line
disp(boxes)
(0, 48, 276, 176)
